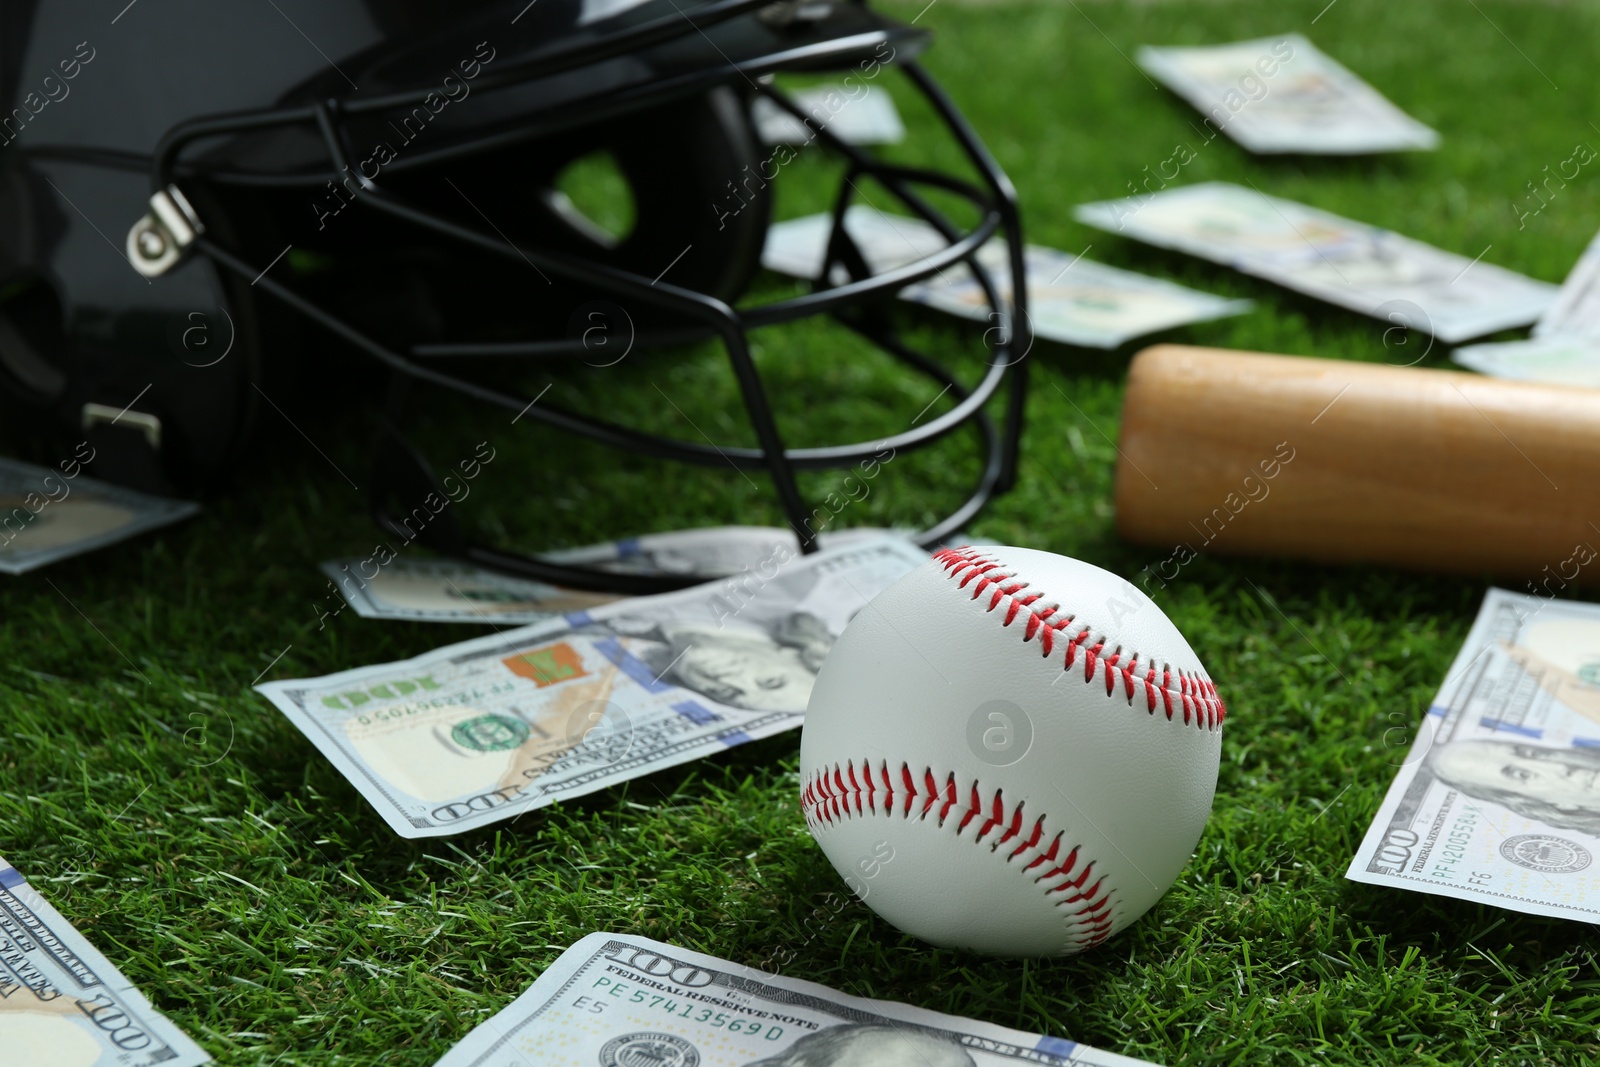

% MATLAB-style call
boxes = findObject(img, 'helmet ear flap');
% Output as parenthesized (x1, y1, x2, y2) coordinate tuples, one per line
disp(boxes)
(368, 421, 469, 556)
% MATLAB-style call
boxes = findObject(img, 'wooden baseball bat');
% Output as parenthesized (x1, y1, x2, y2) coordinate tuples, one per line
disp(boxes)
(1115, 345, 1600, 587)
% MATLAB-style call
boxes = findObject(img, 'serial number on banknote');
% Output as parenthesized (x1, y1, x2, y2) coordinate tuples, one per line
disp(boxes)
(340, 684, 520, 726)
(575, 974, 795, 1042)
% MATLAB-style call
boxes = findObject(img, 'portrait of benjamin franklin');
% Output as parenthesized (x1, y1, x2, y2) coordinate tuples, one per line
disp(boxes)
(602, 612, 835, 714)
(1428, 739, 1600, 837)
(743, 1024, 976, 1067)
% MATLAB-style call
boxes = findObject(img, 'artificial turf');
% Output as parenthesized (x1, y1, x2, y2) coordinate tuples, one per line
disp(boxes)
(4, 0, 1600, 1063)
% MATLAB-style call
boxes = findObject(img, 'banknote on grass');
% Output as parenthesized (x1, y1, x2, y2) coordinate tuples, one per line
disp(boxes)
(542, 525, 903, 579)
(1451, 337, 1600, 389)
(0, 854, 209, 1067)
(321, 527, 900, 624)
(321, 555, 622, 625)
(1533, 225, 1600, 340)
(750, 84, 904, 145)
(432, 932, 1161, 1067)
(1348, 587, 1600, 922)
(1450, 227, 1600, 387)
(260, 537, 927, 837)
(0, 456, 199, 575)
(1074, 182, 1556, 342)
(1137, 34, 1438, 154)
(763, 206, 1252, 349)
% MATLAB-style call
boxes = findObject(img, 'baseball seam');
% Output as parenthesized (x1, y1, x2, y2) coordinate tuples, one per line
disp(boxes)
(933, 546, 1226, 730)
(801, 759, 1115, 949)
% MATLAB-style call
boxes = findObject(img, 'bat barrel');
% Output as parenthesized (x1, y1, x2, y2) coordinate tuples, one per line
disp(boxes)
(1115, 345, 1600, 587)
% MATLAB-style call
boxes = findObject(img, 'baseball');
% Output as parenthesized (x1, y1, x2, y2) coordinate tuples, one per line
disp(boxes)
(799, 545, 1225, 957)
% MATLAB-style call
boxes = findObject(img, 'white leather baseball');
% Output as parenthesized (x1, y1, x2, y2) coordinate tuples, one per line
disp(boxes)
(799, 545, 1225, 957)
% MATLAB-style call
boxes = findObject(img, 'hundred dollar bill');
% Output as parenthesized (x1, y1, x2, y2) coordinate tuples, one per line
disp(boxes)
(0, 854, 210, 1067)
(750, 84, 904, 145)
(1533, 225, 1600, 339)
(1454, 224, 1600, 386)
(1348, 586, 1600, 922)
(433, 932, 1161, 1067)
(762, 206, 1251, 349)
(259, 537, 927, 838)
(542, 525, 903, 579)
(1452, 336, 1600, 389)
(1074, 182, 1556, 343)
(0, 456, 199, 575)
(321, 556, 620, 625)
(322, 529, 901, 624)
(1137, 35, 1438, 154)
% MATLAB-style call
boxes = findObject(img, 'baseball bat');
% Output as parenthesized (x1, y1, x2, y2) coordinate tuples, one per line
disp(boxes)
(1115, 345, 1600, 587)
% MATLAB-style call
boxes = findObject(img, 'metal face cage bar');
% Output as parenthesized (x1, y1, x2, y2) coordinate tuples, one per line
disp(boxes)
(142, 50, 1030, 594)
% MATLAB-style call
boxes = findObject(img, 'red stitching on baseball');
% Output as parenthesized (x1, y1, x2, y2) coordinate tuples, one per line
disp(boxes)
(801, 759, 1116, 949)
(932, 546, 1227, 730)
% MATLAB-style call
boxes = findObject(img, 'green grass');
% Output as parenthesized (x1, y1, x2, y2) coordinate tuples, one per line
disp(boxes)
(6, 0, 1600, 1063)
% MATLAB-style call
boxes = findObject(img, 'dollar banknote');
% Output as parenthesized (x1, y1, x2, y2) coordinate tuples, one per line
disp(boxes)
(1533, 225, 1600, 339)
(321, 556, 621, 625)
(1074, 182, 1556, 343)
(1348, 587, 1600, 922)
(750, 84, 905, 145)
(1451, 224, 1600, 387)
(1452, 336, 1600, 389)
(1137, 34, 1438, 154)
(0, 855, 209, 1067)
(0, 456, 199, 575)
(259, 537, 928, 838)
(762, 206, 1251, 349)
(322, 528, 903, 625)
(432, 932, 1162, 1067)
(541, 525, 903, 579)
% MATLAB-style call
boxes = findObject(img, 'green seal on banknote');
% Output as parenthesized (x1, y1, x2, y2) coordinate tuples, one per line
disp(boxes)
(450, 714, 531, 752)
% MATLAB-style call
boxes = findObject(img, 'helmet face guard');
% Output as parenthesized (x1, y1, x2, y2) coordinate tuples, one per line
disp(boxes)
(0, 0, 1029, 593)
